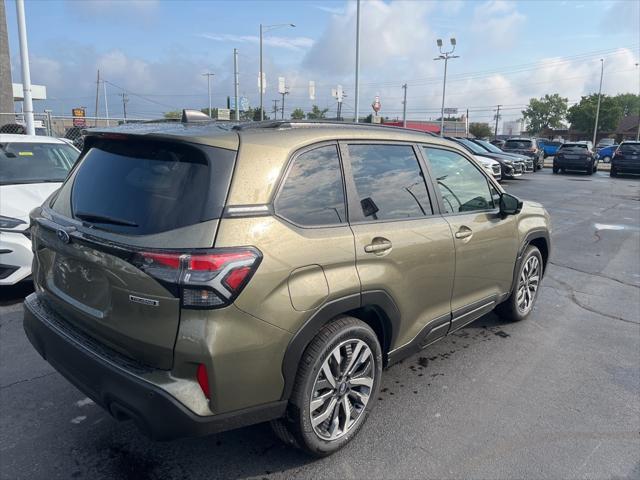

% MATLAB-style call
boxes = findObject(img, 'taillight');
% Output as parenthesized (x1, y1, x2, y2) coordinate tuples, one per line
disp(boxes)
(132, 247, 261, 309)
(614, 148, 623, 158)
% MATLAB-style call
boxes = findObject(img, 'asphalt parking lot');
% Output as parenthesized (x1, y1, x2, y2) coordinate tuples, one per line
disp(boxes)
(1, 169, 639, 480)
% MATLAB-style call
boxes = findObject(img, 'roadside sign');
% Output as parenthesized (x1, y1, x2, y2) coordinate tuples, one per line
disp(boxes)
(217, 108, 231, 121)
(372, 96, 381, 113)
(444, 107, 458, 115)
(278, 77, 286, 94)
(257, 73, 266, 93)
(240, 96, 250, 111)
(72, 107, 86, 127)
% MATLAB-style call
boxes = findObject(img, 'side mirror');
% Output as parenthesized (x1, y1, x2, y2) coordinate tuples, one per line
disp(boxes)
(499, 193, 523, 216)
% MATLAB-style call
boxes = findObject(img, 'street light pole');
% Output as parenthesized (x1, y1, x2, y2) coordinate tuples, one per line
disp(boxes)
(402, 83, 407, 128)
(234, 48, 240, 121)
(354, 0, 361, 123)
(15, 0, 34, 135)
(592, 59, 604, 147)
(259, 23, 295, 121)
(434, 38, 459, 137)
(202, 72, 214, 118)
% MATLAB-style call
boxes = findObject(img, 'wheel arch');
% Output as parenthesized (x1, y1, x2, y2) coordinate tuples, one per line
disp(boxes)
(508, 230, 550, 296)
(280, 290, 400, 401)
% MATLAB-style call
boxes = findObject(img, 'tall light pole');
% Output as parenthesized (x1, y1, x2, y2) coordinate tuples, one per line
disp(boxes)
(259, 23, 295, 121)
(592, 58, 604, 147)
(15, 0, 34, 135)
(635, 63, 639, 141)
(202, 72, 214, 118)
(401, 83, 407, 128)
(234, 48, 240, 121)
(434, 37, 459, 137)
(354, 0, 361, 123)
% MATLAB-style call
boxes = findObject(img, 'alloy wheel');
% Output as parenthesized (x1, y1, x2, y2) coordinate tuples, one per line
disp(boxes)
(516, 255, 540, 314)
(310, 339, 374, 441)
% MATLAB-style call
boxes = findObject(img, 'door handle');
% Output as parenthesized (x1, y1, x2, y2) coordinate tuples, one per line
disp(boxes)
(364, 238, 392, 254)
(455, 226, 473, 239)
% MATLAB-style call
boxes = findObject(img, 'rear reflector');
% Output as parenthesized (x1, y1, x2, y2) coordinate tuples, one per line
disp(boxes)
(132, 247, 261, 309)
(196, 363, 211, 399)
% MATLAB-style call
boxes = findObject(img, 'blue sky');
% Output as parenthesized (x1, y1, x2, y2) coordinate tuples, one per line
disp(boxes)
(4, 0, 639, 126)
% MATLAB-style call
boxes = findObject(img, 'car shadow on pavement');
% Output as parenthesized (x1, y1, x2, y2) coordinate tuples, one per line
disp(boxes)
(0, 282, 33, 306)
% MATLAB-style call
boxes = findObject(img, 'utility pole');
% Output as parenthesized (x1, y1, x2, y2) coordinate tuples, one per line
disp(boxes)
(94, 69, 100, 126)
(354, 0, 361, 123)
(401, 83, 407, 128)
(281, 88, 289, 119)
(103, 81, 109, 127)
(434, 38, 459, 137)
(494, 104, 502, 139)
(465, 108, 469, 137)
(636, 63, 639, 141)
(202, 72, 214, 118)
(119, 93, 128, 123)
(233, 48, 240, 121)
(272, 99, 279, 118)
(15, 0, 34, 135)
(592, 59, 604, 147)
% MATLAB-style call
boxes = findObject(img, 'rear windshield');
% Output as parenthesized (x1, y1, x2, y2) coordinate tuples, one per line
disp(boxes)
(547, 141, 562, 147)
(560, 144, 588, 150)
(504, 140, 532, 149)
(0, 142, 79, 185)
(58, 138, 236, 235)
(620, 143, 640, 154)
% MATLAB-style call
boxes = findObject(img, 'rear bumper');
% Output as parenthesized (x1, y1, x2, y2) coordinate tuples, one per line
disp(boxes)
(612, 161, 640, 173)
(554, 158, 593, 170)
(23, 293, 286, 440)
(0, 230, 32, 286)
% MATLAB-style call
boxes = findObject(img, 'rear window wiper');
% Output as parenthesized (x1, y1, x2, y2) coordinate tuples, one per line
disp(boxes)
(75, 211, 139, 227)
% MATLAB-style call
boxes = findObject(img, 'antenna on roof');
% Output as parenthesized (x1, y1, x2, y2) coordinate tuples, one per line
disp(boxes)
(181, 109, 212, 123)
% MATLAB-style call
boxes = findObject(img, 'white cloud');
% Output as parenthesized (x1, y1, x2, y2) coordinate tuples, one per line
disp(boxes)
(471, 0, 526, 48)
(199, 33, 314, 52)
(601, 0, 640, 32)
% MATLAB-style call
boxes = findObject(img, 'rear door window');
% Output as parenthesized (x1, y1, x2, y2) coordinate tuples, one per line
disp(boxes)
(275, 144, 346, 226)
(61, 138, 236, 235)
(347, 144, 433, 221)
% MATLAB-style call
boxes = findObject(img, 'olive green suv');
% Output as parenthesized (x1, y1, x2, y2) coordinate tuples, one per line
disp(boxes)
(23, 119, 550, 456)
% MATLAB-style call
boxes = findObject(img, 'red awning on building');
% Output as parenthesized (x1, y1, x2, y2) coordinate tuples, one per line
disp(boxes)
(384, 121, 441, 133)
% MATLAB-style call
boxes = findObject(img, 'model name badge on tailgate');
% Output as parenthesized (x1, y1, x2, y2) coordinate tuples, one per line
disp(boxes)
(129, 295, 159, 307)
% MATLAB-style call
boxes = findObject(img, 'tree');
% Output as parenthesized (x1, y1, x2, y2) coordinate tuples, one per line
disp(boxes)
(290, 108, 305, 120)
(521, 93, 568, 134)
(567, 94, 622, 133)
(306, 105, 329, 120)
(163, 110, 181, 119)
(613, 93, 640, 117)
(469, 122, 492, 138)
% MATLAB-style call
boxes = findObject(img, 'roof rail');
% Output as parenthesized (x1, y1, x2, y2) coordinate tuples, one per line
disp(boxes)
(232, 120, 436, 134)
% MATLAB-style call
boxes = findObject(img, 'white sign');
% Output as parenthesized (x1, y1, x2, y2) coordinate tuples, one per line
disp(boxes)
(240, 96, 250, 111)
(309, 81, 315, 100)
(372, 95, 381, 113)
(257, 73, 266, 93)
(444, 107, 458, 115)
(217, 108, 231, 121)
(278, 77, 286, 94)
(12, 83, 47, 101)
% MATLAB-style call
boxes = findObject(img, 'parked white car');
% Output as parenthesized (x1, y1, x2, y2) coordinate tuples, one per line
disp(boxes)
(474, 155, 502, 181)
(0, 134, 79, 285)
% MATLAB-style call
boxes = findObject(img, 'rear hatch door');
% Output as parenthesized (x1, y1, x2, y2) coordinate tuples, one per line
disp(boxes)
(31, 134, 237, 369)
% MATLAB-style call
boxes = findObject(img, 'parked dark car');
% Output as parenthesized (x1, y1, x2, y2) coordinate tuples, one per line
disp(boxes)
(470, 139, 534, 172)
(611, 141, 640, 177)
(490, 139, 505, 149)
(446, 137, 525, 179)
(502, 138, 544, 170)
(553, 142, 598, 175)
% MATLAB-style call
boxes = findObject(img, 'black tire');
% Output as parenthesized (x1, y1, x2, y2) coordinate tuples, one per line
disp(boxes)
(610, 167, 617, 177)
(496, 245, 543, 322)
(552, 166, 559, 174)
(271, 316, 382, 457)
